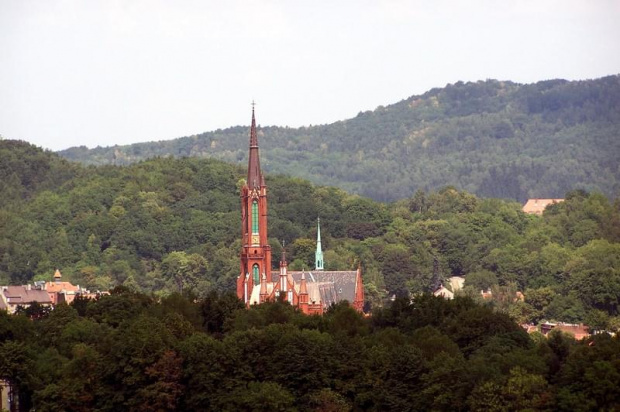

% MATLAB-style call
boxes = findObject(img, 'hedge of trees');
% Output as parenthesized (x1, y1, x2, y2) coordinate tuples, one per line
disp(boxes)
(1, 291, 619, 411)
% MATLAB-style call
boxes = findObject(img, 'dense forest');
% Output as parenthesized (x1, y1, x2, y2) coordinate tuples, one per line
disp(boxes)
(2, 140, 620, 331)
(59, 76, 620, 202)
(2, 292, 620, 411)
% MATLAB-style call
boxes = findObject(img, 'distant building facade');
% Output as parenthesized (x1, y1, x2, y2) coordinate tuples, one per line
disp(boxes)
(237, 107, 364, 314)
(0, 270, 104, 314)
(540, 322, 590, 340)
(0, 285, 52, 314)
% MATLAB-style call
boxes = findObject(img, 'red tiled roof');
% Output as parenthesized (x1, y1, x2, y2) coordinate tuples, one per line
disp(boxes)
(45, 281, 80, 293)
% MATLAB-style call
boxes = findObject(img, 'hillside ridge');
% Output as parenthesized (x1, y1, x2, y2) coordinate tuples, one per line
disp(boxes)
(58, 76, 620, 202)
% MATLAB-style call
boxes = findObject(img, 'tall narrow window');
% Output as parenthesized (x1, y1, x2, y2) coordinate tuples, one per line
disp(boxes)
(252, 201, 259, 234)
(253, 264, 259, 285)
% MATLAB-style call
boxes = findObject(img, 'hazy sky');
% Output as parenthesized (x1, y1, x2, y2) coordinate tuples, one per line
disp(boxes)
(1, 0, 619, 151)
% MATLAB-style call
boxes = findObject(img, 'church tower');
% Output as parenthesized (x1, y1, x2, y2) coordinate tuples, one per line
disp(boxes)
(237, 105, 272, 304)
(315, 217, 324, 271)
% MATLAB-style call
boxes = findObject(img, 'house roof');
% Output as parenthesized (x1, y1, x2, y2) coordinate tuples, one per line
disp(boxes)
(2, 286, 53, 305)
(45, 281, 80, 293)
(434, 286, 454, 299)
(554, 324, 590, 340)
(522, 199, 564, 215)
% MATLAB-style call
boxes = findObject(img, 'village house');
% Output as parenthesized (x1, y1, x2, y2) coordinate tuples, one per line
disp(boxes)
(540, 322, 590, 340)
(0, 270, 103, 315)
(0, 285, 52, 314)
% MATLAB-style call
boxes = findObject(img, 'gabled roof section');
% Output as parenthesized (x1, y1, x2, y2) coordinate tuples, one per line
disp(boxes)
(2, 286, 53, 304)
(289, 271, 358, 304)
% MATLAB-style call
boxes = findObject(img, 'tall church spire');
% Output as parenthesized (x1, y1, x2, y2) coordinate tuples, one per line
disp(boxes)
(315, 217, 324, 271)
(247, 102, 262, 189)
(238, 103, 272, 305)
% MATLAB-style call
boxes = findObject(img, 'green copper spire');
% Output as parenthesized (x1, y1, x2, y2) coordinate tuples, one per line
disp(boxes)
(315, 217, 324, 271)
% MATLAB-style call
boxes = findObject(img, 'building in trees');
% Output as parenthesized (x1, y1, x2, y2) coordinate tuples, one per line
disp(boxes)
(522, 198, 564, 215)
(540, 322, 590, 340)
(0, 285, 52, 314)
(237, 107, 364, 314)
(44, 269, 85, 305)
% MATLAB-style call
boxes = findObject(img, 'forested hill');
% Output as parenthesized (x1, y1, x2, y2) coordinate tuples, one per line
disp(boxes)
(2, 140, 620, 330)
(59, 75, 620, 202)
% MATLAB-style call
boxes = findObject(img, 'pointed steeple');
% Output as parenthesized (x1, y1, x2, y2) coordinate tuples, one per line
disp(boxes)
(280, 241, 288, 268)
(315, 217, 324, 271)
(247, 102, 262, 189)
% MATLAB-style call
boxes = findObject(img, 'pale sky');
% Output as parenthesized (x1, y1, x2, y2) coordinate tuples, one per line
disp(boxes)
(1, 0, 619, 151)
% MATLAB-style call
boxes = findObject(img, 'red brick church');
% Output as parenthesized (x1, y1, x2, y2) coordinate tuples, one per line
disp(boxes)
(236, 107, 364, 314)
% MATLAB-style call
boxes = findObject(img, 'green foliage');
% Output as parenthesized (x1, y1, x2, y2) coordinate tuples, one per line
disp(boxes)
(1, 288, 619, 411)
(2, 141, 620, 331)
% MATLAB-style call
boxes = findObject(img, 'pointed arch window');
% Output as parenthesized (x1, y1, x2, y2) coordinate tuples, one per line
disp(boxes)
(253, 264, 260, 285)
(252, 201, 259, 234)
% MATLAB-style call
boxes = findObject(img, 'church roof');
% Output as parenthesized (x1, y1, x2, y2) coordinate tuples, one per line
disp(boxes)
(288, 271, 359, 304)
(306, 282, 339, 308)
(249, 282, 275, 305)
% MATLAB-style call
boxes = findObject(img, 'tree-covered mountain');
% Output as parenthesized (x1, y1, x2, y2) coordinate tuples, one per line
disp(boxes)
(59, 75, 620, 202)
(2, 141, 620, 329)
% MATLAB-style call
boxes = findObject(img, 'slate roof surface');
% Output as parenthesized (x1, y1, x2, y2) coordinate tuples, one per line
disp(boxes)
(289, 271, 358, 304)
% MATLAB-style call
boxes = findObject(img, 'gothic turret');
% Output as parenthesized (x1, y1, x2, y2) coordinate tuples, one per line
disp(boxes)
(279, 245, 288, 300)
